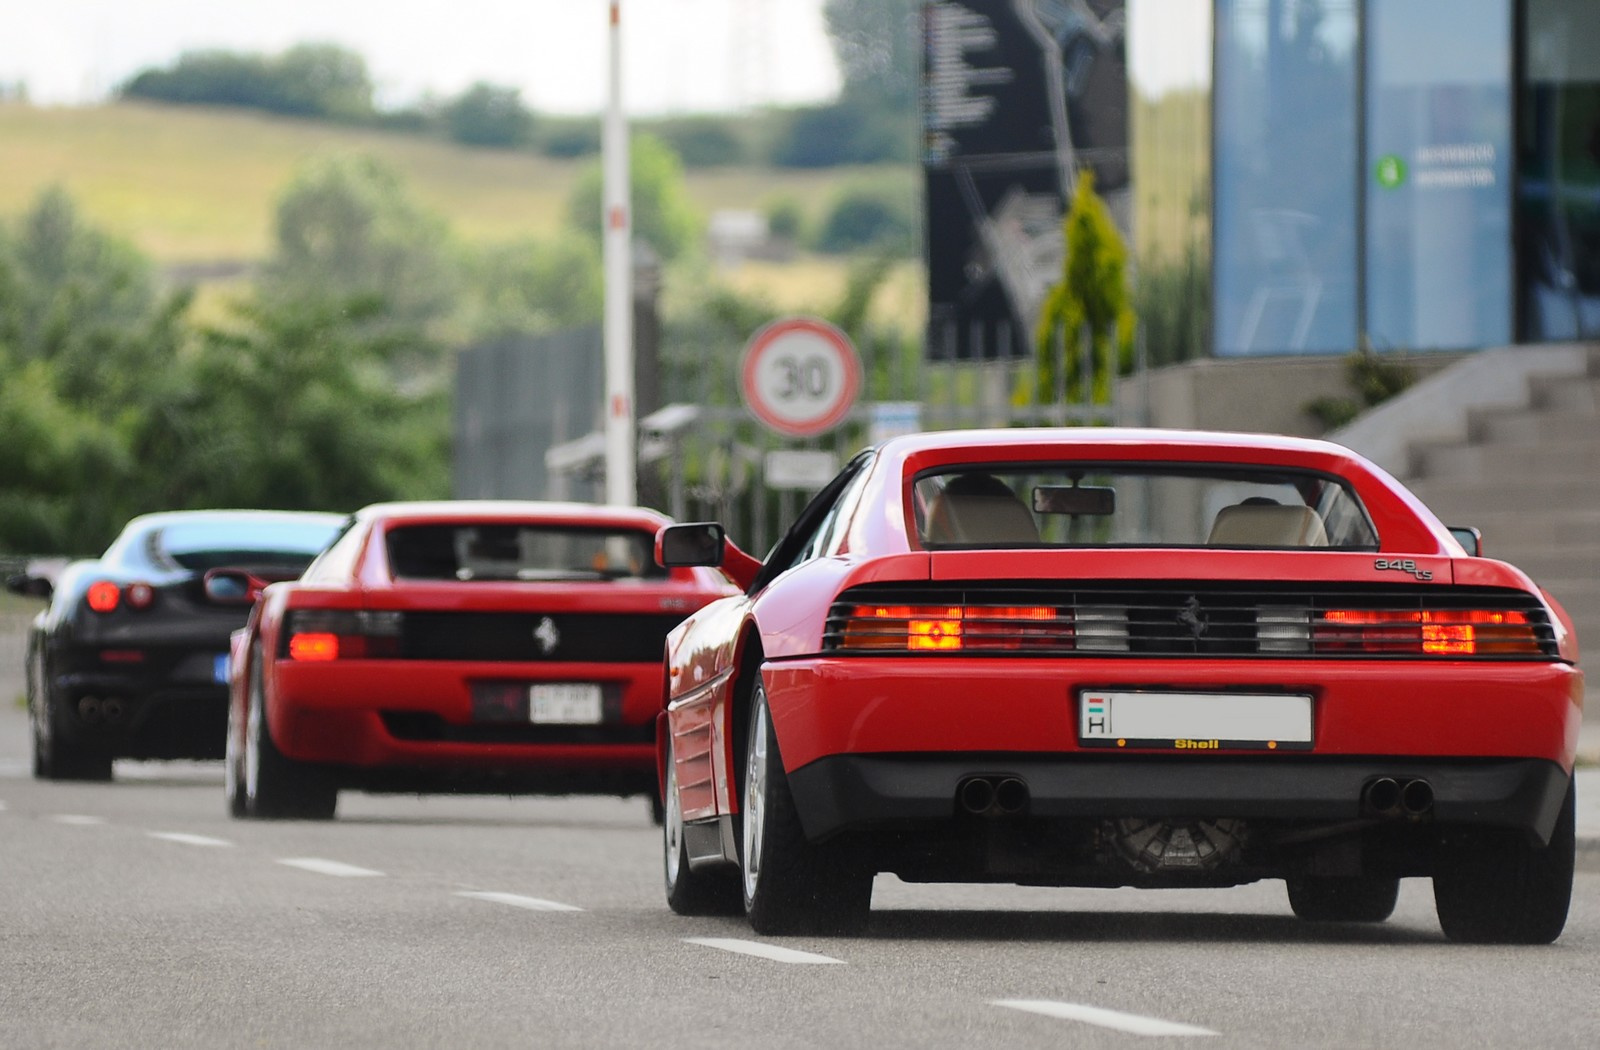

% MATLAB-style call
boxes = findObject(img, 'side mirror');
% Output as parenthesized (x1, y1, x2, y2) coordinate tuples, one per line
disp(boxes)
(1447, 525, 1482, 557)
(656, 523, 727, 568)
(5, 573, 52, 600)
(204, 568, 265, 604)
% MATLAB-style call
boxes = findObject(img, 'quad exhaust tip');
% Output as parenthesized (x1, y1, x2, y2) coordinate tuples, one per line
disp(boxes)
(957, 776, 1030, 817)
(1363, 776, 1433, 818)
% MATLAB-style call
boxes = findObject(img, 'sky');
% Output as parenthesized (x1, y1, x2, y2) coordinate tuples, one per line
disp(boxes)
(2, 0, 842, 115)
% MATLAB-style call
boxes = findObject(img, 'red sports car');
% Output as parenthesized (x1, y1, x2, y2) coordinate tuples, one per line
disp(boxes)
(218, 501, 732, 820)
(654, 429, 1584, 943)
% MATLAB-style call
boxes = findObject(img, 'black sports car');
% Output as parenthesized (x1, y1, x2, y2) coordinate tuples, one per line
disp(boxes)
(8, 510, 345, 780)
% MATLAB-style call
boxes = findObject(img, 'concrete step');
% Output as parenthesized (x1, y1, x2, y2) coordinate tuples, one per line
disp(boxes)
(1482, 546, 1600, 582)
(1409, 478, 1600, 518)
(1468, 406, 1600, 446)
(1413, 437, 1600, 483)
(1528, 372, 1600, 413)
(1416, 507, 1600, 549)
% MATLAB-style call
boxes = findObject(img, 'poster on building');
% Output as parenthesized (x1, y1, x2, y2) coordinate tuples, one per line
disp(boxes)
(922, 0, 1128, 361)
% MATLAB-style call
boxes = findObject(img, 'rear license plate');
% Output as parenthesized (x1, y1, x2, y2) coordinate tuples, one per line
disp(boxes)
(529, 684, 603, 725)
(1079, 690, 1313, 751)
(213, 654, 230, 684)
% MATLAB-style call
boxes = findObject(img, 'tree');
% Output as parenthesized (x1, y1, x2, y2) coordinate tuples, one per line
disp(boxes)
(1031, 171, 1135, 404)
(566, 134, 700, 262)
(257, 154, 458, 347)
(442, 82, 535, 149)
(464, 234, 603, 337)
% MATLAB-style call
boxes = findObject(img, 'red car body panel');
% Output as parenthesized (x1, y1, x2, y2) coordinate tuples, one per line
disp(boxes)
(229, 501, 731, 795)
(661, 428, 1584, 832)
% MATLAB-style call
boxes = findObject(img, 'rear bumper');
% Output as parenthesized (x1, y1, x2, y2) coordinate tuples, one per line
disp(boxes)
(53, 671, 227, 759)
(269, 658, 661, 779)
(787, 753, 1572, 845)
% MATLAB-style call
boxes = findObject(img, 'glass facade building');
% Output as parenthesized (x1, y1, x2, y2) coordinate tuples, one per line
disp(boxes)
(1130, 0, 1600, 360)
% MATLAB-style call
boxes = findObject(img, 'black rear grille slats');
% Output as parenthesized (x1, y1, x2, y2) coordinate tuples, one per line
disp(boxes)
(823, 583, 1559, 660)
(400, 612, 682, 663)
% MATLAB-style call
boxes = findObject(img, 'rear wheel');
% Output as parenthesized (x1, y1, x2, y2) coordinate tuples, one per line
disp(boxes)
(1286, 873, 1399, 923)
(242, 646, 337, 821)
(31, 684, 112, 782)
(663, 734, 742, 916)
(1433, 776, 1574, 944)
(740, 682, 871, 936)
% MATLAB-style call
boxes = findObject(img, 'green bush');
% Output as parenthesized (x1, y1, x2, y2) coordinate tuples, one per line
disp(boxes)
(813, 180, 918, 255)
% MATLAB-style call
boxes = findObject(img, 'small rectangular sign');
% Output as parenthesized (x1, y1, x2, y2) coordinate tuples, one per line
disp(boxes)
(530, 683, 603, 724)
(764, 449, 839, 490)
(1079, 690, 1313, 750)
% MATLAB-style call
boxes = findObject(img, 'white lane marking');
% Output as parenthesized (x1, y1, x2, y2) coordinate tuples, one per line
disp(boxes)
(277, 857, 384, 878)
(52, 814, 106, 825)
(992, 1000, 1218, 1037)
(684, 937, 845, 965)
(148, 831, 233, 848)
(455, 891, 584, 913)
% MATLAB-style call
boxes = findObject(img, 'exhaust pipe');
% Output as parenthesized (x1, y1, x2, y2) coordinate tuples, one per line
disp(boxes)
(958, 777, 995, 814)
(78, 695, 102, 725)
(1400, 778, 1434, 817)
(994, 777, 1030, 815)
(100, 697, 125, 724)
(1363, 777, 1401, 816)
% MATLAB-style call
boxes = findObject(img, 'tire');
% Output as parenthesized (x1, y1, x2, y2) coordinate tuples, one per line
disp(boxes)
(241, 645, 337, 821)
(1433, 775, 1575, 944)
(740, 681, 872, 936)
(224, 674, 248, 819)
(31, 681, 112, 783)
(1286, 874, 1399, 923)
(662, 734, 743, 916)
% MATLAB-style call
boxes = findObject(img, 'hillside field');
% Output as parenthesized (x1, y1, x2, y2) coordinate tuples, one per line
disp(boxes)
(0, 102, 924, 321)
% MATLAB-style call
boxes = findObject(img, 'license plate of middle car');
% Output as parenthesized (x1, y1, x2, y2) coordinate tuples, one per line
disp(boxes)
(529, 683, 603, 724)
(1079, 690, 1313, 750)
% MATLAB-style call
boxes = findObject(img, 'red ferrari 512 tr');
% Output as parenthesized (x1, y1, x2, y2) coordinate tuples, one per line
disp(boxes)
(654, 429, 1584, 943)
(217, 501, 732, 820)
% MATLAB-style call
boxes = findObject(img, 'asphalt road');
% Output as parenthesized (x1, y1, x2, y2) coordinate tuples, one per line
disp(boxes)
(3, 695, 1599, 1049)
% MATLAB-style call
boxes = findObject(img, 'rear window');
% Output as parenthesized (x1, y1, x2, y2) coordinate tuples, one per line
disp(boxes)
(385, 524, 665, 581)
(913, 464, 1379, 550)
(153, 520, 342, 571)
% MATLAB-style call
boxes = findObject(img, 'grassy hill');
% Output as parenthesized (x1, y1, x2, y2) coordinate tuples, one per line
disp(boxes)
(0, 102, 924, 320)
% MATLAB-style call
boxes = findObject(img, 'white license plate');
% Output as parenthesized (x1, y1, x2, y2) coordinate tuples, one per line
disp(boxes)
(1079, 690, 1313, 750)
(529, 684, 603, 725)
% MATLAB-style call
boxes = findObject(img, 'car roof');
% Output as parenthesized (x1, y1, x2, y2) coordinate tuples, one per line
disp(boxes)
(352, 500, 673, 530)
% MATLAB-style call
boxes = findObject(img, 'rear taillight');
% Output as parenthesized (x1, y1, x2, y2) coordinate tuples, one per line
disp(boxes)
(285, 610, 403, 660)
(86, 581, 120, 613)
(839, 604, 1070, 652)
(1317, 608, 1542, 656)
(125, 583, 155, 609)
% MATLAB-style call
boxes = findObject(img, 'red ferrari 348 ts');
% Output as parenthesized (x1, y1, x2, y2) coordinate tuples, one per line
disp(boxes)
(218, 501, 732, 820)
(654, 429, 1584, 943)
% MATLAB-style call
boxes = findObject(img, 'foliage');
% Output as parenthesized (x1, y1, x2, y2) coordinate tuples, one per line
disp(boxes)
(463, 234, 603, 338)
(566, 134, 701, 262)
(1134, 240, 1211, 367)
(535, 117, 601, 158)
(812, 177, 919, 255)
(648, 115, 748, 168)
(763, 103, 913, 168)
(1304, 344, 1419, 431)
(257, 154, 459, 344)
(118, 44, 375, 122)
(1029, 171, 1135, 404)
(763, 195, 806, 243)
(441, 82, 535, 149)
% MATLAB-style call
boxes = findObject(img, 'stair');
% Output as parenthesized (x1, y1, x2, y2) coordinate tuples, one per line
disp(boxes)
(1403, 347, 1600, 657)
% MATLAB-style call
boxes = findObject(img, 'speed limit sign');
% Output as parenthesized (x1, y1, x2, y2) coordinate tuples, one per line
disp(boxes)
(740, 317, 863, 437)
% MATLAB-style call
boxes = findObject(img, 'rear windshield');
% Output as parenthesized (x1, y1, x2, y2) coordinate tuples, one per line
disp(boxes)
(153, 520, 342, 571)
(913, 464, 1379, 550)
(385, 524, 665, 581)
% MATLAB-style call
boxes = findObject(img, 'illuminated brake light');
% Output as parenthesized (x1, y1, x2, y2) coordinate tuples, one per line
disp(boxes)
(909, 614, 963, 651)
(86, 581, 120, 613)
(1318, 608, 1539, 656)
(840, 604, 1065, 652)
(289, 632, 339, 661)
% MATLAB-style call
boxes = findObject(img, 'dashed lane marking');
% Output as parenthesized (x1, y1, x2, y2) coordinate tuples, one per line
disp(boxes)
(148, 831, 233, 848)
(684, 937, 845, 965)
(277, 857, 384, 878)
(51, 814, 106, 826)
(992, 1000, 1218, 1037)
(455, 891, 584, 912)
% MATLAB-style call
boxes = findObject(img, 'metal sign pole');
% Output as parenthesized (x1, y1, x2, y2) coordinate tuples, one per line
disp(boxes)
(602, 0, 635, 506)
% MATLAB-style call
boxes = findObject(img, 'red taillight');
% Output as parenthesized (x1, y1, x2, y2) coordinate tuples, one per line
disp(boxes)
(288, 632, 340, 661)
(1317, 609, 1539, 656)
(86, 581, 120, 613)
(125, 583, 155, 609)
(840, 604, 1067, 652)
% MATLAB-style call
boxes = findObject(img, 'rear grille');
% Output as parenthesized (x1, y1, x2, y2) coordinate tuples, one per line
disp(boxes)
(823, 583, 1560, 659)
(399, 612, 682, 663)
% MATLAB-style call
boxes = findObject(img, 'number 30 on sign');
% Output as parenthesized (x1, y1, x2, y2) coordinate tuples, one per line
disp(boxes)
(741, 317, 863, 437)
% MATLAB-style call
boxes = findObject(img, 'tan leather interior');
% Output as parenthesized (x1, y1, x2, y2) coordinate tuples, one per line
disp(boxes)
(925, 477, 1040, 545)
(1207, 503, 1329, 547)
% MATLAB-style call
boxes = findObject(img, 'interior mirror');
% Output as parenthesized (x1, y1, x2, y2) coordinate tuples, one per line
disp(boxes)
(657, 523, 726, 568)
(1447, 525, 1482, 557)
(1033, 485, 1116, 516)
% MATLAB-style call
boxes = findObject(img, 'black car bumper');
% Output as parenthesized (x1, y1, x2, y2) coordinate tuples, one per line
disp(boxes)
(53, 671, 228, 760)
(787, 753, 1571, 846)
